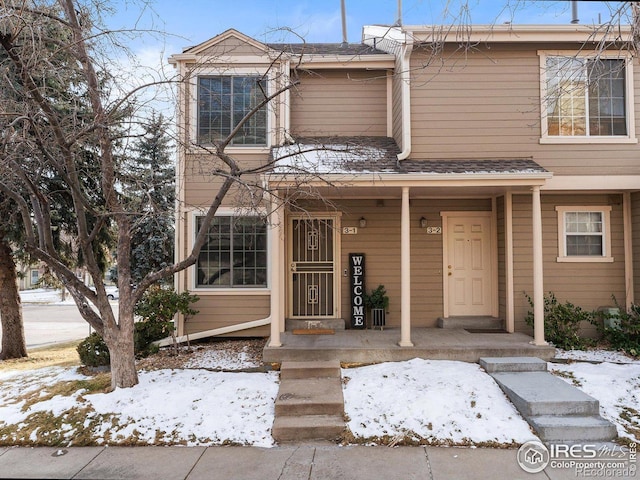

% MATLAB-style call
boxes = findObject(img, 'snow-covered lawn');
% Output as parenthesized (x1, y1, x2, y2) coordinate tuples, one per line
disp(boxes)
(342, 358, 535, 445)
(0, 367, 279, 447)
(550, 349, 640, 443)
(0, 347, 639, 447)
(20, 288, 75, 305)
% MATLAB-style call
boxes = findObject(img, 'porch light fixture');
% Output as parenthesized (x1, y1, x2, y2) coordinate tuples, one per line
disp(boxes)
(359, 217, 367, 228)
(420, 217, 428, 228)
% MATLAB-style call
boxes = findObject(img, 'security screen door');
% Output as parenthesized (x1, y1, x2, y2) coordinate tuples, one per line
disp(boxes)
(288, 217, 338, 318)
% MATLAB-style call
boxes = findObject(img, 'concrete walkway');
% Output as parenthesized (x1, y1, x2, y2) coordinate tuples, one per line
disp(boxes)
(0, 444, 632, 480)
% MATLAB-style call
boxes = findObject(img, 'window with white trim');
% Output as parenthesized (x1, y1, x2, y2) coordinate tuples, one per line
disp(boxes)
(540, 52, 634, 141)
(556, 206, 613, 262)
(197, 76, 267, 146)
(196, 215, 267, 287)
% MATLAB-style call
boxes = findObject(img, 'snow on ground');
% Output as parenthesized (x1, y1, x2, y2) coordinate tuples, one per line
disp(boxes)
(87, 370, 279, 446)
(550, 360, 640, 442)
(20, 288, 75, 305)
(342, 358, 536, 445)
(555, 348, 640, 364)
(0, 367, 278, 447)
(183, 346, 262, 370)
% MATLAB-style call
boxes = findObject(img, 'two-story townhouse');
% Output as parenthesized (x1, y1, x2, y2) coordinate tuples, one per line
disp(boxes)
(168, 24, 640, 352)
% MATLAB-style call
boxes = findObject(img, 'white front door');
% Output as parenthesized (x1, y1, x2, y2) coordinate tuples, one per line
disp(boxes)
(443, 213, 494, 316)
(288, 216, 339, 318)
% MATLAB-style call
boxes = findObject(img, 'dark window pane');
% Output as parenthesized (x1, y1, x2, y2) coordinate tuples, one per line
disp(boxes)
(196, 216, 267, 287)
(197, 76, 267, 145)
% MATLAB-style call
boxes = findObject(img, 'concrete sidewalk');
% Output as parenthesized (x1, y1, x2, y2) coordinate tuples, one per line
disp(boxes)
(0, 444, 623, 480)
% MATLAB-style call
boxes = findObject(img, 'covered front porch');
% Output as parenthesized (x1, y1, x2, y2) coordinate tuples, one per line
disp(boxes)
(263, 327, 556, 364)
(265, 137, 553, 352)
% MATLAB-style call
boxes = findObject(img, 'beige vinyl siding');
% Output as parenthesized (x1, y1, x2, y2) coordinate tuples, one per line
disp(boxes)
(290, 70, 387, 137)
(334, 198, 491, 328)
(198, 37, 267, 57)
(184, 295, 270, 337)
(409, 44, 640, 176)
(512, 193, 626, 334)
(183, 153, 267, 206)
(633, 191, 640, 303)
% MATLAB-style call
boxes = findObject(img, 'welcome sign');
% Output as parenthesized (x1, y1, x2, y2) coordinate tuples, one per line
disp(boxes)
(349, 253, 366, 329)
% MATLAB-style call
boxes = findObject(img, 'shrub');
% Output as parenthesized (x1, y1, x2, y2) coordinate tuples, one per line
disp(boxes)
(133, 286, 199, 357)
(524, 292, 594, 350)
(364, 285, 389, 311)
(77, 286, 200, 365)
(76, 332, 110, 367)
(594, 299, 640, 357)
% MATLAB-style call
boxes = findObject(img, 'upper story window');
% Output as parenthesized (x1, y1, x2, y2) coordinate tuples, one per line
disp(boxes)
(540, 52, 635, 143)
(197, 76, 267, 146)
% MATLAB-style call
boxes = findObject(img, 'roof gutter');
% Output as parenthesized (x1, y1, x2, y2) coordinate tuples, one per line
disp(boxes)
(397, 31, 413, 161)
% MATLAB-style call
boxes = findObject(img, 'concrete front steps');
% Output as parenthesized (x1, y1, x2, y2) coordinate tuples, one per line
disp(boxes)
(480, 357, 617, 443)
(272, 360, 346, 443)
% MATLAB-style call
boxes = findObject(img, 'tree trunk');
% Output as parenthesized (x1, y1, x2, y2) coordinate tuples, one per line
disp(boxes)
(0, 237, 27, 360)
(103, 306, 138, 389)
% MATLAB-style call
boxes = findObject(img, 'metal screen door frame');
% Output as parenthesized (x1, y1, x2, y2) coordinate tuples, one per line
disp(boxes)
(287, 214, 340, 319)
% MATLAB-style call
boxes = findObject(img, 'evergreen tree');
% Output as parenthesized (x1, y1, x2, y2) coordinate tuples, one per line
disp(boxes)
(125, 114, 175, 285)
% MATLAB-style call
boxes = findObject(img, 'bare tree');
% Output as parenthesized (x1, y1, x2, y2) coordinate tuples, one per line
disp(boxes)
(0, 0, 313, 388)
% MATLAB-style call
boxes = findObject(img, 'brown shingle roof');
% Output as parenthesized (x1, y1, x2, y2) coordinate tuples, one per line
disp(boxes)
(271, 136, 548, 176)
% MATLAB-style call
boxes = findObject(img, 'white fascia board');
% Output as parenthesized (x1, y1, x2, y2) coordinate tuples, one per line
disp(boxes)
(406, 24, 633, 44)
(295, 55, 395, 69)
(268, 172, 552, 187)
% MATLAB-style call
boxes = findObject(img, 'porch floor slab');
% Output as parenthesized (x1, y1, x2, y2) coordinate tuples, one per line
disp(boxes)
(263, 328, 555, 364)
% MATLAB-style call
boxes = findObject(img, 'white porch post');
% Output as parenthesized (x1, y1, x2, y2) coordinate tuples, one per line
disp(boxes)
(532, 186, 547, 346)
(268, 196, 283, 347)
(399, 186, 414, 347)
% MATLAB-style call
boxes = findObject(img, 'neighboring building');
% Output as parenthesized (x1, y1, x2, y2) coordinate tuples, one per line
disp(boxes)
(169, 24, 640, 347)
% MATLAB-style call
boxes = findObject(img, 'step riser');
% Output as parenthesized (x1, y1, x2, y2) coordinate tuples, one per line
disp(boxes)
(275, 402, 344, 417)
(280, 368, 341, 380)
(437, 317, 504, 329)
(530, 424, 618, 443)
(272, 425, 345, 442)
(280, 361, 341, 380)
(479, 357, 548, 373)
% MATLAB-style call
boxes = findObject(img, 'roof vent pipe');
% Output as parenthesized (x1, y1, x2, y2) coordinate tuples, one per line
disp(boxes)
(571, 0, 579, 24)
(341, 0, 348, 46)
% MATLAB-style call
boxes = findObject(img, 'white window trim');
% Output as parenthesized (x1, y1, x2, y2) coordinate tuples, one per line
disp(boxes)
(538, 50, 637, 144)
(555, 206, 613, 263)
(190, 208, 270, 294)
(187, 66, 276, 153)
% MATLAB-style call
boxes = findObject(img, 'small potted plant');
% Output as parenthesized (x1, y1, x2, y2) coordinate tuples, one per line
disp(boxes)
(364, 284, 389, 329)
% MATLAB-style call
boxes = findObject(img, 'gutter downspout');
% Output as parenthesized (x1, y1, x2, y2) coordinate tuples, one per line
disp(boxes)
(156, 317, 272, 347)
(397, 31, 413, 161)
